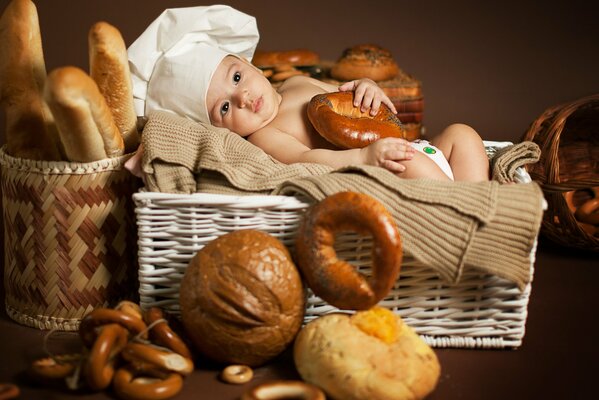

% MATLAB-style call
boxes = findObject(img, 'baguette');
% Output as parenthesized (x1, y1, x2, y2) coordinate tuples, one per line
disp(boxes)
(0, 0, 62, 160)
(44, 66, 124, 162)
(89, 21, 139, 153)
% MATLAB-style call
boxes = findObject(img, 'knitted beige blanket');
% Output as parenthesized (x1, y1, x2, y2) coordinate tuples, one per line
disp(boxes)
(140, 111, 544, 289)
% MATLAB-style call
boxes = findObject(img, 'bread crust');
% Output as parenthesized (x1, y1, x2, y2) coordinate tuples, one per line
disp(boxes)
(331, 44, 400, 82)
(295, 191, 403, 310)
(44, 66, 124, 162)
(0, 0, 62, 160)
(179, 230, 305, 367)
(252, 49, 320, 68)
(89, 21, 139, 153)
(294, 312, 440, 400)
(307, 91, 406, 149)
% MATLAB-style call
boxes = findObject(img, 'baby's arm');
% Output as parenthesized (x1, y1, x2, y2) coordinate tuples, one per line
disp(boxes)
(249, 128, 414, 172)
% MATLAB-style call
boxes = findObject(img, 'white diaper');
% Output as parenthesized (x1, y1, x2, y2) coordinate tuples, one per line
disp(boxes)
(409, 140, 454, 180)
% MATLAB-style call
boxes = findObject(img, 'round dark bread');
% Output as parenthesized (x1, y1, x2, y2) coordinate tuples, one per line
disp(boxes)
(179, 230, 305, 367)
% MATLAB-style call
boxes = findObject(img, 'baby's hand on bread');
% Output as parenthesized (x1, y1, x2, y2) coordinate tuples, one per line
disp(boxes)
(360, 138, 415, 173)
(339, 78, 397, 116)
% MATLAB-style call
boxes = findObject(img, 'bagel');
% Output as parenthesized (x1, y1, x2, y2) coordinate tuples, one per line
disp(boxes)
(252, 49, 319, 68)
(242, 381, 325, 400)
(295, 191, 402, 310)
(307, 91, 405, 149)
(144, 307, 192, 359)
(330, 44, 400, 82)
(112, 366, 183, 400)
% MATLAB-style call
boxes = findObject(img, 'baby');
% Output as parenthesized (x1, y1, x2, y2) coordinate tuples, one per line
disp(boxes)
(127, 5, 489, 182)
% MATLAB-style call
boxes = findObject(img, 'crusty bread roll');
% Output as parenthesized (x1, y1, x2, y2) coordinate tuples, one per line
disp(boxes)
(0, 0, 62, 160)
(89, 21, 139, 153)
(252, 49, 320, 68)
(331, 44, 400, 82)
(179, 229, 305, 367)
(44, 66, 124, 162)
(294, 308, 440, 400)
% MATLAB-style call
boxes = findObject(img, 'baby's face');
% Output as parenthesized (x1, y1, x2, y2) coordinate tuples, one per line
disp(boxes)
(206, 56, 280, 136)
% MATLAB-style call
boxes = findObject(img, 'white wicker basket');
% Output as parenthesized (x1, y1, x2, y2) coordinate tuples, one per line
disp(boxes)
(133, 142, 538, 349)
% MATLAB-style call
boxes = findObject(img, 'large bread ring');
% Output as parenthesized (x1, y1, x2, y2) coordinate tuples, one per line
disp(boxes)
(112, 366, 183, 400)
(295, 191, 402, 310)
(307, 91, 405, 149)
(241, 380, 325, 400)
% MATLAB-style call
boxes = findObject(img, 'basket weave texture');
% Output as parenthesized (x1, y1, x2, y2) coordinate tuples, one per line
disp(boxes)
(522, 94, 599, 251)
(0, 146, 139, 331)
(134, 142, 537, 349)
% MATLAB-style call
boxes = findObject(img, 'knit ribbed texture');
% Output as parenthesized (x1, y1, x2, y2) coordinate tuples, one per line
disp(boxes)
(490, 141, 541, 183)
(141, 110, 544, 289)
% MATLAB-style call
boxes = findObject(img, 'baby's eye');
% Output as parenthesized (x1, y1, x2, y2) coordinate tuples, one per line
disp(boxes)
(220, 101, 230, 116)
(233, 72, 241, 84)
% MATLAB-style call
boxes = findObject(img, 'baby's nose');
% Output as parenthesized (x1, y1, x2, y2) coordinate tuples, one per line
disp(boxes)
(235, 89, 249, 108)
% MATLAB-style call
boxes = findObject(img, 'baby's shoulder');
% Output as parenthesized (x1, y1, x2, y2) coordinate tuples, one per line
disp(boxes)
(278, 75, 315, 91)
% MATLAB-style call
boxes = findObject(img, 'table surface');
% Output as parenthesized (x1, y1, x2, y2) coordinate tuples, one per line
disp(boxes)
(1, 238, 597, 400)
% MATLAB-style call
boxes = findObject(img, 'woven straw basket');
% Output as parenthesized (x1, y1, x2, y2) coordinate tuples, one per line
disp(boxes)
(135, 142, 537, 349)
(521, 94, 599, 251)
(0, 146, 139, 331)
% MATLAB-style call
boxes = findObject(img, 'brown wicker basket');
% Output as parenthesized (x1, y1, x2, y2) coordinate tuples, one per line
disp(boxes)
(0, 146, 140, 330)
(521, 94, 599, 251)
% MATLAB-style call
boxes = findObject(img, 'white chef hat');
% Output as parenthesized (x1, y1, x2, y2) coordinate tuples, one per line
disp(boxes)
(128, 5, 259, 124)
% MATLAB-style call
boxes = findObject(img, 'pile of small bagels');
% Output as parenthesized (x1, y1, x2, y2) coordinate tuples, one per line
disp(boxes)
(0, 0, 139, 163)
(177, 191, 440, 400)
(29, 301, 193, 400)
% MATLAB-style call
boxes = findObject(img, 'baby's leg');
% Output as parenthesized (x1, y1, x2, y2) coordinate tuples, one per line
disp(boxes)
(430, 123, 490, 182)
(396, 151, 452, 181)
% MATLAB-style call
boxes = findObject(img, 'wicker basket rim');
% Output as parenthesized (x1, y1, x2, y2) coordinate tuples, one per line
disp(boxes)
(0, 145, 133, 175)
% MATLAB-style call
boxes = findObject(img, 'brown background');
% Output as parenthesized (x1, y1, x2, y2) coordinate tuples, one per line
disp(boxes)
(1, 0, 599, 143)
(1, 1, 599, 399)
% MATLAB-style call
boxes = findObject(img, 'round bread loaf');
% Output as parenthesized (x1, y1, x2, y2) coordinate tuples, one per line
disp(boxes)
(179, 230, 305, 367)
(294, 308, 440, 400)
(331, 44, 400, 82)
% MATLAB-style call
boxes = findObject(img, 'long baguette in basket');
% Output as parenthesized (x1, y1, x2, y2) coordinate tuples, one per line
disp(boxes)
(0, 0, 62, 160)
(89, 21, 139, 153)
(44, 66, 124, 162)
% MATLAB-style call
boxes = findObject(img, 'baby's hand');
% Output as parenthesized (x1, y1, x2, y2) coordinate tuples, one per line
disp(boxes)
(124, 143, 145, 179)
(360, 137, 415, 173)
(339, 78, 397, 116)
